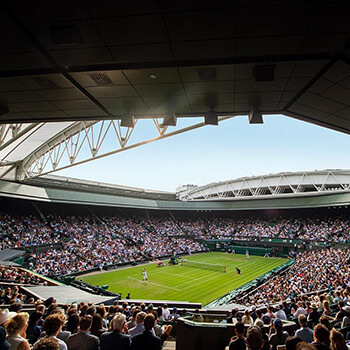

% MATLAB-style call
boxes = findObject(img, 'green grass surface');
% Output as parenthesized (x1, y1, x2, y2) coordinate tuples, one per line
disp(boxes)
(80, 252, 287, 306)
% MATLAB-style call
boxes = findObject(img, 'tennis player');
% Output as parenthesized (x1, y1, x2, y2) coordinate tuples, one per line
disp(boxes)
(142, 268, 148, 281)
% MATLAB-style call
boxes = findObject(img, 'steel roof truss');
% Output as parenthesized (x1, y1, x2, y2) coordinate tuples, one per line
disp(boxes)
(17, 116, 234, 180)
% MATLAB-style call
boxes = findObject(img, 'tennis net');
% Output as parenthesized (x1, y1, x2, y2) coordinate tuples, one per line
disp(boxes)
(181, 260, 226, 272)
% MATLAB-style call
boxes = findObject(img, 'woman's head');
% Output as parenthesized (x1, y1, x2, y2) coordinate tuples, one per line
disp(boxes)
(90, 314, 103, 336)
(66, 313, 79, 334)
(330, 329, 347, 350)
(6, 312, 29, 335)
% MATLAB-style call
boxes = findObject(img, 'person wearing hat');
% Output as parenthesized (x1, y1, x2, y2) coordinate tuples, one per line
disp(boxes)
(169, 308, 179, 321)
(0, 310, 17, 327)
(269, 318, 289, 350)
(0, 326, 10, 350)
(308, 303, 320, 326)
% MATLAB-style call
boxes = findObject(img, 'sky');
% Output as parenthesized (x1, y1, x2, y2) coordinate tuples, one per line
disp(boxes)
(57, 114, 350, 192)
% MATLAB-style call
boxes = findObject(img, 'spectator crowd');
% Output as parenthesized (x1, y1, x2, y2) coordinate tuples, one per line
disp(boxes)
(235, 248, 350, 307)
(1, 211, 350, 276)
(0, 294, 180, 350)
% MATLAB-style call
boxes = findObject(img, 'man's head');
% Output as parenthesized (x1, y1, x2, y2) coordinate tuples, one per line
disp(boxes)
(256, 310, 262, 318)
(132, 308, 140, 320)
(79, 315, 92, 332)
(144, 314, 155, 331)
(246, 326, 263, 350)
(235, 322, 245, 336)
(43, 313, 65, 336)
(110, 313, 126, 331)
(298, 314, 308, 328)
(136, 312, 146, 325)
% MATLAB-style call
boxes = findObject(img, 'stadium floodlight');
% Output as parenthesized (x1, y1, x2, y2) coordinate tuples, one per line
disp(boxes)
(120, 113, 135, 128)
(162, 112, 177, 127)
(204, 110, 218, 125)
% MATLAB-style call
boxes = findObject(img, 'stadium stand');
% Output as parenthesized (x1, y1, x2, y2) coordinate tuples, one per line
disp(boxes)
(1, 203, 350, 350)
(1, 201, 350, 277)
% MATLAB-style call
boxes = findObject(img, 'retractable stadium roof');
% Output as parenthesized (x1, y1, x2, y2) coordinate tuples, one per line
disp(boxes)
(0, 0, 349, 181)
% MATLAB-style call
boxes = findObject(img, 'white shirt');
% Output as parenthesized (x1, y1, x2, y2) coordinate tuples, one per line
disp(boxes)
(162, 308, 170, 320)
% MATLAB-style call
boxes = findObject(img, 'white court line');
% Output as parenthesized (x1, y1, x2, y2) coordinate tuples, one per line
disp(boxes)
(181, 262, 259, 291)
(156, 270, 194, 280)
(177, 261, 256, 290)
(127, 277, 181, 291)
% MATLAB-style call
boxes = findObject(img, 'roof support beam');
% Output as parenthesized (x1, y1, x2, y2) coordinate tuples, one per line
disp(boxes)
(16, 116, 234, 181)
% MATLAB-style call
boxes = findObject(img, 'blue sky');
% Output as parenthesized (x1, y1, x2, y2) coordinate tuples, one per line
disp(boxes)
(57, 115, 350, 192)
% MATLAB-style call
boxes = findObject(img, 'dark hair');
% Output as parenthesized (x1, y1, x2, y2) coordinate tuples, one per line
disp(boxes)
(286, 336, 302, 350)
(90, 314, 103, 337)
(79, 304, 88, 317)
(144, 314, 155, 331)
(235, 321, 245, 335)
(66, 313, 79, 334)
(29, 311, 43, 326)
(274, 320, 284, 337)
(330, 329, 347, 350)
(67, 308, 77, 317)
(319, 316, 333, 331)
(132, 308, 141, 319)
(247, 326, 263, 350)
(80, 315, 92, 331)
(86, 306, 95, 317)
(157, 306, 163, 317)
(96, 305, 106, 319)
(314, 324, 330, 344)
(9, 302, 22, 313)
(44, 313, 65, 336)
(47, 303, 58, 315)
(44, 297, 54, 308)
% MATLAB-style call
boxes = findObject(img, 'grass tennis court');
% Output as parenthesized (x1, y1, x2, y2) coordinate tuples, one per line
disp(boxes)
(80, 252, 288, 306)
